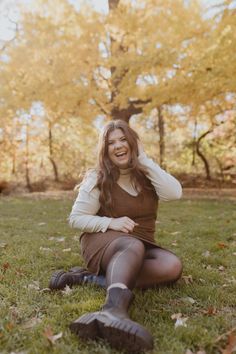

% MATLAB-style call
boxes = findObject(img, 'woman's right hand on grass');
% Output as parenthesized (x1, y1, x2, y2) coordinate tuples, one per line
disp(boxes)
(109, 216, 138, 233)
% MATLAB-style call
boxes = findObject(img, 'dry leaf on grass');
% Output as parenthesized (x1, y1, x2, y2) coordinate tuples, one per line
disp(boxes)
(218, 265, 226, 271)
(43, 326, 63, 345)
(202, 250, 210, 258)
(2, 262, 10, 273)
(182, 275, 193, 284)
(221, 332, 236, 354)
(39, 247, 52, 252)
(181, 296, 196, 304)
(62, 248, 71, 252)
(26, 281, 40, 291)
(61, 285, 73, 295)
(49, 237, 65, 242)
(217, 242, 228, 249)
(0, 242, 8, 249)
(202, 306, 217, 316)
(171, 313, 188, 328)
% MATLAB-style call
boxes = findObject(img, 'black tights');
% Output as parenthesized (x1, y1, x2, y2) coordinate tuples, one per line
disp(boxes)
(101, 236, 183, 290)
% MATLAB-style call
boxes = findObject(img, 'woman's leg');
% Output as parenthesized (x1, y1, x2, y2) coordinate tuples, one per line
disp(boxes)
(70, 236, 154, 351)
(101, 236, 145, 289)
(135, 247, 183, 289)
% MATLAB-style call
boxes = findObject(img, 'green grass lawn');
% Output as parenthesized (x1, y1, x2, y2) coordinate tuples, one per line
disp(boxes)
(0, 196, 235, 354)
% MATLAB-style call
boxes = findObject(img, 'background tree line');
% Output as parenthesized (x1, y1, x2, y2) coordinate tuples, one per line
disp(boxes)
(0, 0, 235, 192)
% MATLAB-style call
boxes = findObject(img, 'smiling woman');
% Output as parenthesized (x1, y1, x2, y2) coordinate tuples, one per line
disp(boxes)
(107, 129, 131, 169)
(49, 119, 183, 352)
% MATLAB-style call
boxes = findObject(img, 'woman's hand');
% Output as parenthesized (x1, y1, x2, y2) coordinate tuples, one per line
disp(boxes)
(109, 217, 138, 233)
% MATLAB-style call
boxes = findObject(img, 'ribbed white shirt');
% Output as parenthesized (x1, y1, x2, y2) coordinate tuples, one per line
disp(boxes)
(69, 152, 182, 233)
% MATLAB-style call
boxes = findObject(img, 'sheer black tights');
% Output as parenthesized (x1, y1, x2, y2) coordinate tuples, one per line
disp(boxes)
(101, 236, 183, 290)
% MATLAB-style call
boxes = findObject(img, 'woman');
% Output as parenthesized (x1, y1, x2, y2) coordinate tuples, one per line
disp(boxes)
(49, 120, 183, 352)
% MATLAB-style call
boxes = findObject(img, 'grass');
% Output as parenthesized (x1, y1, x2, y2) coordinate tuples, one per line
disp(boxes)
(0, 196, 236, 354)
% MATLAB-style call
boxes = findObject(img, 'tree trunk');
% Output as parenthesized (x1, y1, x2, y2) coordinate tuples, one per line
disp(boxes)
(48, 123, 59, 182)
(196, 130, 212, 180)
(25, 122, 32, 191)
(192, 119, 197, 166)
(157, 106, 165, 168)
(108, 0, 120, 10)
(11, 147, 16, 175)
(108, 0, 151, 122)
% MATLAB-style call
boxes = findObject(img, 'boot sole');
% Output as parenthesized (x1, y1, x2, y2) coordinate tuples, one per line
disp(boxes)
(69, 311, 153, 352)
(49, 268, 90, 290)
(49, 270, 68, 290)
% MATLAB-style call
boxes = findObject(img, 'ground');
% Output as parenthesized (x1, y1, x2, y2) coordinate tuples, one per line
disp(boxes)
(0, 194, 235, 354)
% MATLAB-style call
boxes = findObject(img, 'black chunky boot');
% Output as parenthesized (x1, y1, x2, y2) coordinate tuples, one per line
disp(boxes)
(69, 287, 154, 352)
(49, 267, 106, 290)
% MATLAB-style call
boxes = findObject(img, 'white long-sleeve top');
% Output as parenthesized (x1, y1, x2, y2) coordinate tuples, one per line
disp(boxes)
(69, 152, 182, 233)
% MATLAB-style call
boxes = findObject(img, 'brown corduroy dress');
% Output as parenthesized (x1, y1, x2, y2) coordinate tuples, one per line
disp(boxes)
(80, 180, 159, 275)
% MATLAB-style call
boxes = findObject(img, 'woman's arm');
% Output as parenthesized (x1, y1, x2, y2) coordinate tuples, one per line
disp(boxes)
(68, 172, 112, 233)
(69, 171, 138, 234)
(138, 142, 182, 201)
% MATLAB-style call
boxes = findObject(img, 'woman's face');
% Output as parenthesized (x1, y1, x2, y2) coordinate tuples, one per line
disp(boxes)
(107, 128, 131, 169)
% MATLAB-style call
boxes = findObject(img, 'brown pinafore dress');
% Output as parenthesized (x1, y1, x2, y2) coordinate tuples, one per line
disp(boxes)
(80, 179, 159, 275)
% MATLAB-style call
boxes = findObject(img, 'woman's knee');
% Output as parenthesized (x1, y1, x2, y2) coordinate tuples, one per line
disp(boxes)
(101, 236, 145, 270)
(113, 236, 145, 254)
(166, 255, 183, 281)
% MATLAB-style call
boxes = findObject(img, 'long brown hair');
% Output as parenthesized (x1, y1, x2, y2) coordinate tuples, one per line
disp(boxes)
(96, 120, 152, 215)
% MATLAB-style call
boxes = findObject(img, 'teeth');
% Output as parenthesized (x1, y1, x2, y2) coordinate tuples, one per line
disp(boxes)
(116, 152, 126, 157)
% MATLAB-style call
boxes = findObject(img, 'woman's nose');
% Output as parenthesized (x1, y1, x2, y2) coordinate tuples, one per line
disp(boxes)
(114, 140, 122, 149)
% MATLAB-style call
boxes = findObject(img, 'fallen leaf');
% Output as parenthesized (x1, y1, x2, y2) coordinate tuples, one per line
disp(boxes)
(171, 313, 182, 320)
(61, 285, 73, 295)
(175, 317, 188, 328)
(218, 265, 225, 271)
(39, 287, 51, 293)
(182, 275, 193, 284)
(43, 326, 63, 345)
(202, 306, 217, 316)
(0, 242, 8, 249)
(27, 281, 40, 291)
(171, 313, 188, 328)
(62, 248, 71, 252)
(2, 262, 10, 273)
(170, 231, 181, 235)
(39, 247, 52, 252)
(49, 237, 65, 242)
(217, 243, 228, 249)
(202, 250, 210, 258)
(221, 332, 236, 354)
(38, 222, 46, 226)
(181, 296, 196, 304)
(6, 322, 14, 331)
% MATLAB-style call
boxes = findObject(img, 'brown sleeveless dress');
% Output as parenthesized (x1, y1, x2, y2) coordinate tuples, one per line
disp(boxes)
(80, 180, 159, 275)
